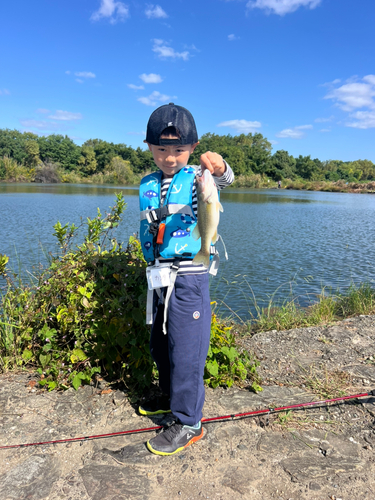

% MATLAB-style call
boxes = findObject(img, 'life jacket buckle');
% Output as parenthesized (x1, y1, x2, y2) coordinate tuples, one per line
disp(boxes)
(146, 209, 159, 224)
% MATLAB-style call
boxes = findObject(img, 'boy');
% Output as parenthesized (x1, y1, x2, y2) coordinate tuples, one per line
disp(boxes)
(139, 103, 234, 455)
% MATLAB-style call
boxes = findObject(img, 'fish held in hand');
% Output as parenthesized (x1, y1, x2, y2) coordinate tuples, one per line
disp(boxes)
(192, 169, 223, 268)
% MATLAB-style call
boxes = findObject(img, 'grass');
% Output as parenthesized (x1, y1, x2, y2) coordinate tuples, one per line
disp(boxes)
(232, 281, 375, 334)
(217, 277, 375, 336)
(298, 364, 351, 400)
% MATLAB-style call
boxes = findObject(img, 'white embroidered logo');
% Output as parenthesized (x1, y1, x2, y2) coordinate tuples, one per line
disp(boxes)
(193, 311, 200, 320)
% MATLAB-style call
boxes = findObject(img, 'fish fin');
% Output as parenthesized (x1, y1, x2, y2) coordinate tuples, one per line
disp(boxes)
(218, 202, 224, 213)
(192, 251, 210, 268)
(192, 224, 201, 241)
(211, 230, 218, 244)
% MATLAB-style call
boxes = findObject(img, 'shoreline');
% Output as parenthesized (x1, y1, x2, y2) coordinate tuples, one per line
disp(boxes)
(2, 178, 375, 194)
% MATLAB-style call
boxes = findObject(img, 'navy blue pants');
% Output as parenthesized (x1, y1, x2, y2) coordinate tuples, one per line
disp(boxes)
(150, 273, 211, 426)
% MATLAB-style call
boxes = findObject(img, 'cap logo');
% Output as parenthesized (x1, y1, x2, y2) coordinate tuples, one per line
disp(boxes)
(193, 311, 200, 319)
(168, 122, 173, 126)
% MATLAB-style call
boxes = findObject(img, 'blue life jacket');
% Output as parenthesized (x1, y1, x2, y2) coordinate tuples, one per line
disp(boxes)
(139, 166, 202, 263)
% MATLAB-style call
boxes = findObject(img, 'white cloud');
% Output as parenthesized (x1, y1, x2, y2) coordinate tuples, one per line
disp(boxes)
(276, 124, 312, 139)
(138, 91, 175, 106)
(152, 39, 189, 61)
(36, 108, 50, 114)
(91, 0, 129, 23)
(363, 75, 375, 86)
(75, 71, 96, 78)
(145, 5, 168, 19)
(127, 131, 146, 135)
(48, 110, 83, 121)
(319, 128, 331, 133)
(217, 119, 262, 134)
(314, 115, 334, 123)
(139, 73, 163, 84)
(65, 70, 71, 75)
(324, 77, 375, 112)
(323, 75, 375, 129)
(228, 34, 239, 41)
(76, 79, 84, 84)
(128, 84, 145, 90)
(246, 0, 321, 16)
(0, 89, 10, 95)
(346, 111, 375, 130)
(20, 120, 69, 132)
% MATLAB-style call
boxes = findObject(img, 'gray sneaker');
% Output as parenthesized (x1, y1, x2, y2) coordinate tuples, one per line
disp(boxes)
(146, 421, 203, 455)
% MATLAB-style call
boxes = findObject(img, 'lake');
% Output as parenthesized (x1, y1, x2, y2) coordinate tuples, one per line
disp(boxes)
(1, 183, 375, 321)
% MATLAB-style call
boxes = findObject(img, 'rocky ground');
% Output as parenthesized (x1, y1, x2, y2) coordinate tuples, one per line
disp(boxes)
(1, 315, 375, 500)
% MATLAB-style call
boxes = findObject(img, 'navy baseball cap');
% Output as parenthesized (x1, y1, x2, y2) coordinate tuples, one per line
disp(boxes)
(145, 103, 198, 146)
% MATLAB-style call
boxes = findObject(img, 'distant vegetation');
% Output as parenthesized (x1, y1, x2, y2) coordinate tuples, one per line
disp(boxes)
(1, 128, 375, 191)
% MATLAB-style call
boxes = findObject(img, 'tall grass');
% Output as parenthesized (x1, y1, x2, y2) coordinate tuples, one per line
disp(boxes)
(215, 276, 375, 334)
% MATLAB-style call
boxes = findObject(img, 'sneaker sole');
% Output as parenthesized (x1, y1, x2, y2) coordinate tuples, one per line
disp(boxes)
(146, 427, 204, 456)
(138, 407, 172, 416)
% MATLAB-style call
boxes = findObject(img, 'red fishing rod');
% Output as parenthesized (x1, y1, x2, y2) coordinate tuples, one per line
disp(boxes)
(0, 389, 373, 450)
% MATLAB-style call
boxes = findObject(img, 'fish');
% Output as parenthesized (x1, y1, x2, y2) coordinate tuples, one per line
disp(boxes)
(192, 169, 223, 268)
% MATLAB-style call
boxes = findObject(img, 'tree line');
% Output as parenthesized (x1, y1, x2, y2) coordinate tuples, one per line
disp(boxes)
(0, 128, 374, 184)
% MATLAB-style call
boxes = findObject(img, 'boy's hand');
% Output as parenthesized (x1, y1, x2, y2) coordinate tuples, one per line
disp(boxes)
(200, 152, 226, 177)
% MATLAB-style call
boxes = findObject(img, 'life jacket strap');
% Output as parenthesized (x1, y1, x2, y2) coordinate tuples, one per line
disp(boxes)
(140, 204, 194, 223)
(162, 259, 180, 335)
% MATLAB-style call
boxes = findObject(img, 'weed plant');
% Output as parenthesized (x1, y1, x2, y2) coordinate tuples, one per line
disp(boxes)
(215, 275, 375, 334)
(0, 195, 260, 394)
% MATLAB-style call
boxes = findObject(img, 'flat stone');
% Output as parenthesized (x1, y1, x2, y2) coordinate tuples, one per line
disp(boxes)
(257, 432, 308, 455)
(221, 466, 258, 495)
(78, 463, 150, 500)
(281, 455, 365, 482)
(93, 442, 162, 465)
(219, 386, 316, 413)
(344, 364, 375, 382)
(25, 395, 53, 409)
(0, 454, 61, 500)
(112, 390, 127, 405)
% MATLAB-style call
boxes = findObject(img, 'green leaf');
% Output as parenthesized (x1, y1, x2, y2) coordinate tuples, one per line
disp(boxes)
(72, 374, 82, 390)
(132, 308, 144, 325)
(39, 353, 51, 368)
(206, 360, 219, 377)
(251, 383, 263, 393)
(70, 348, 87, 363)
(22, 349, 33, 361)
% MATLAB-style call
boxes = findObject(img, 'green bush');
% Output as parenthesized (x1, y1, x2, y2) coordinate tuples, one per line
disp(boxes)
(205, 313, 261, 391)
(0, 195, 260, 394)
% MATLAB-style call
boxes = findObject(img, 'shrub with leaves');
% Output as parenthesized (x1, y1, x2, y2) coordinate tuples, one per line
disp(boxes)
(205, 312, 262, 391)
(0, 195, 261, 394)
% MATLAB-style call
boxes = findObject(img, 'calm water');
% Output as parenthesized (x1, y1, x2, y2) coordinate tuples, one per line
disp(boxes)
(1, 183, 375, 320)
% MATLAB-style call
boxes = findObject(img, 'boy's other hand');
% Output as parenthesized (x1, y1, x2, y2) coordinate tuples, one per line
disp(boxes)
(200, 152, 226, 177)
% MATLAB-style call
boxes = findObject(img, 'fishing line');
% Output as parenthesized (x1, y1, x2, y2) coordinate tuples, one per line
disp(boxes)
(0, 390, 373, 450)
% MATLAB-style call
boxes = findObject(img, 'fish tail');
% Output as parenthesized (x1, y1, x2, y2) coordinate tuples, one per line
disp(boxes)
(192, 250, 210, 268)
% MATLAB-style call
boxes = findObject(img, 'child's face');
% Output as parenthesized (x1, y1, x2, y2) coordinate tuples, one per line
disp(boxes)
(147, 136, 198, 178)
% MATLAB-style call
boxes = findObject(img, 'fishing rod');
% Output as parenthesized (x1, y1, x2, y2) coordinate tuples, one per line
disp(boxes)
(0, 389, 373, 450)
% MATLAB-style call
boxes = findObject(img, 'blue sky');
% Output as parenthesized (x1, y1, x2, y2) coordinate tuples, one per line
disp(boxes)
(1, 0, 374, 162)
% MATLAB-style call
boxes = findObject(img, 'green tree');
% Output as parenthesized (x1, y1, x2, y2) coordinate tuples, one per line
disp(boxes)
(83, 139, 116, 172)
(78, 146, 97, 175)
(24, 140, 40, 168)
(270, 150, 296, 180)
(38, 135, 81, 171)
(295, 155, 319, 180)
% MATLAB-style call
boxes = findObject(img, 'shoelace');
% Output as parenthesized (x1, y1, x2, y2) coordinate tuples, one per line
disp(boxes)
(162, 423, 183, 442)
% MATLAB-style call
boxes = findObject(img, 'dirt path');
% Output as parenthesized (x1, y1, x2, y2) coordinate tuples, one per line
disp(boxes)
(1, 315, 375, 499)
